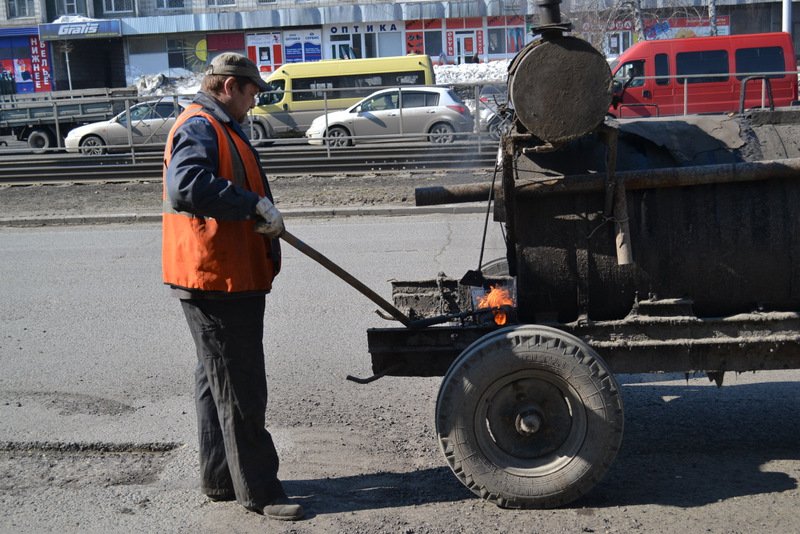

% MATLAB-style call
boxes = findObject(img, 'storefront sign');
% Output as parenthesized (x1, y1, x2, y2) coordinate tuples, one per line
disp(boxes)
(329, 23, 399, 34)
(247, 33, 282, 72)
(284, 30, 321, 63)
(644, 16, 730, 39)
(29, 36, 51, 92)
(39, 20, 122, 41)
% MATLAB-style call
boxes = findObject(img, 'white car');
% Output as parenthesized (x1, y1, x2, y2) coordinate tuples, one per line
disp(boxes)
(65, 99, 190, 155)
(305, 86, 474, 147)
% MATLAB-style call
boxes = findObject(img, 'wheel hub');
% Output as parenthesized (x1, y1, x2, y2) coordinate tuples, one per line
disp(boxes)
(484, 377, 574, 459)
(515, 409, 543, 435)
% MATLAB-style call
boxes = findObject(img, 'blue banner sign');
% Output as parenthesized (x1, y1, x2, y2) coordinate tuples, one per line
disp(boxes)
(38, 20, 122, 41)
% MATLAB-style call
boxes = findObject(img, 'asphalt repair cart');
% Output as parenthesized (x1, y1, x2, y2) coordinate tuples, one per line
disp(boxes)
(349, 0, 800, 508)
(273, 0, 800, 509)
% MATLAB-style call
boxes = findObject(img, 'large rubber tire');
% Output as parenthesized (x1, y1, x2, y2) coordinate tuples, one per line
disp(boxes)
(326, 126, 352, 148)
(428, 122, 455, 144)
(436, 324, 624, 509)
(79, 135, 106, 156)
(28, 129, 54, 152)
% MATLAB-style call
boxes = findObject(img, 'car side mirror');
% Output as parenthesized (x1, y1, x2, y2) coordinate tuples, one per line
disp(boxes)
(610, 80, 623, 109)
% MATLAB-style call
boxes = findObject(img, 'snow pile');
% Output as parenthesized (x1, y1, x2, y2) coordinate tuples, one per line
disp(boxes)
(134, 59, 511, 97)
(434, 59, 510, 85)
(134, 70, 201, 97)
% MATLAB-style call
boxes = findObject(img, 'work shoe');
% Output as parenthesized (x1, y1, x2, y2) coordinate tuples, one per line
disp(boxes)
(262, 497, 305, 521)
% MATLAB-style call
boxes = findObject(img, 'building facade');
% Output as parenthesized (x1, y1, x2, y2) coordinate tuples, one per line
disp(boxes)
(0, 0, 795, 93)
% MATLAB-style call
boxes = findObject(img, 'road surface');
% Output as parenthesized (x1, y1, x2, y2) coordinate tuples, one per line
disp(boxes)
(0, 216, 798, 533)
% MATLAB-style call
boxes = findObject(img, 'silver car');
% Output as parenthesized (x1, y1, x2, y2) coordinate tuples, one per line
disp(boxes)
(65, 99, 189, 155)
(305, 86, 473, 147)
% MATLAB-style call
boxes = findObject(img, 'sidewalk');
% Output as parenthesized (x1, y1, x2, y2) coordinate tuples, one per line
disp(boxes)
(0, 203, 486, 227)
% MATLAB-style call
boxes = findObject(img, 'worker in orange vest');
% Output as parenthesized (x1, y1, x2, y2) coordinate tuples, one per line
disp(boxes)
(162, 52, 304, 522)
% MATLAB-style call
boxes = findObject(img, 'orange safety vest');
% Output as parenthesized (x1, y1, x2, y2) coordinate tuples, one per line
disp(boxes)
(162, 104, 276, 293)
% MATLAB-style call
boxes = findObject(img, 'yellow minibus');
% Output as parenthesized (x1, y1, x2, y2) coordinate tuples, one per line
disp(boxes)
(247, 55, 435, 140)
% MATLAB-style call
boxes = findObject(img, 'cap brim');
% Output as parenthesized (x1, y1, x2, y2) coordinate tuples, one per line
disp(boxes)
(252, 77, 269, 92)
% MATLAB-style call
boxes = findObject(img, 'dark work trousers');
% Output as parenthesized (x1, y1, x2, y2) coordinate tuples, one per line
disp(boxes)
(180, 295, 286, 510)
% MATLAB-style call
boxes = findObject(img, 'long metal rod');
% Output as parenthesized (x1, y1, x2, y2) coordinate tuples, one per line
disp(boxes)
(280, 229, 412, 327)
(415, 157, 800, 206)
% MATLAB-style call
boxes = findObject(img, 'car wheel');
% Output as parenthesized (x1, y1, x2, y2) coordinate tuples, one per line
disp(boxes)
(79, 135, 106, 155)
(488, 118, 509, 142)
(429, 122, 455, 144)
(326, 126, 352, 148)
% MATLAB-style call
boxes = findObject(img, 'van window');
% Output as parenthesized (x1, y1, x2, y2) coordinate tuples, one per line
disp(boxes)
(676, 50, 729, 84)
(655, 53, 669, 86)
(616, 60, 645, 88)
(735, 46, 786, 79)
(292, 70, 427, 101)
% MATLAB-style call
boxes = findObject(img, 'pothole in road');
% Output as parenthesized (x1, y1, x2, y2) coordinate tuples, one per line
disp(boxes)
(0, 441, 182, 491)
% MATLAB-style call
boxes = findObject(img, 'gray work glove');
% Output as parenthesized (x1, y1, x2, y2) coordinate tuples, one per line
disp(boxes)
(254, 196, 285, 238)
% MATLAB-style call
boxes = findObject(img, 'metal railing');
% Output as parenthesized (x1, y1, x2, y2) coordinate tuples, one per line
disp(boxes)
(612, 69, 799, 118)
(1, 82, 510, 157)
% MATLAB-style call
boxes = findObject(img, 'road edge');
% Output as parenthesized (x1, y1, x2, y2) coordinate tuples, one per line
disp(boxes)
(0, 203, 487, 228)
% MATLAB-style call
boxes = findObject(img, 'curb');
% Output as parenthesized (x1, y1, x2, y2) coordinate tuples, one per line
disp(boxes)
(0, 203, 487, 228)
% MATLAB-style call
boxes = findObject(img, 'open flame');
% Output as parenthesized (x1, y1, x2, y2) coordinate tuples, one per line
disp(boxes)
(476, 285, 514, 325)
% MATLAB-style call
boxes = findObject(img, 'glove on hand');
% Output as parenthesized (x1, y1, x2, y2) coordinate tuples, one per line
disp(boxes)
(254, 196, 285, 238)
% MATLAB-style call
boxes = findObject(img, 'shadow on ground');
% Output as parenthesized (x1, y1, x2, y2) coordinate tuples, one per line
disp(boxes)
(287, 379, 800, 515)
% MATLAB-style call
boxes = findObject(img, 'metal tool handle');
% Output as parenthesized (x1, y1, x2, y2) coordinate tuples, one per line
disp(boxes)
(279, 229, 412, 327)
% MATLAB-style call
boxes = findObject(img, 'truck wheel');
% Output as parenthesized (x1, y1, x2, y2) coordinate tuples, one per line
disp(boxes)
(79, 135, 106, 155)
(436, 324, 624, 509)
(28, 129, 53, 152)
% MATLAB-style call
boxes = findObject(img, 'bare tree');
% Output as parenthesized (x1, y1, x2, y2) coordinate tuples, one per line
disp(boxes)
(562, 0, 714, 55)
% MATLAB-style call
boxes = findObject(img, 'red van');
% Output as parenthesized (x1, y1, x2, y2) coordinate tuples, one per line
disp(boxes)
(609, 32, 798, 118)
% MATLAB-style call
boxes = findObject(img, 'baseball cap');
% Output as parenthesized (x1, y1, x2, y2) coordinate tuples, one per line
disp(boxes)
(206, 52, 269, 92)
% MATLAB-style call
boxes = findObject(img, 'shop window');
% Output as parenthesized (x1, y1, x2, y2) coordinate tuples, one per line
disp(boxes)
(378, 33, 402, 57)
(364, 33, 376, 58)
(129, 37, 165, 55)
(487, 28, 505, 54)
(157, 0, 184, 8)
(207, 0, 234, 7)
(103, 0, 132, 13)
(424, 31, 443, 57)
(167, 36, 207, 73)
(7, 0, 34, 17)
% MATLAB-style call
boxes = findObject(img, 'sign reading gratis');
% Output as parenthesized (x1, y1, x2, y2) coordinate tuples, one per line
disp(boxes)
(38, 20, 122, 41)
